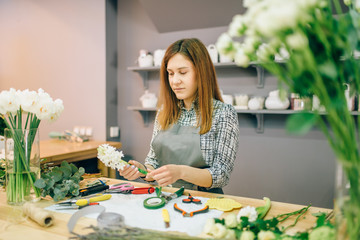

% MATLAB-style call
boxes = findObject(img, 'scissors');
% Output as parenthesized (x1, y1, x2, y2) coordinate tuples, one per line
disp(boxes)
(106, 182, 155, 194)
(182, 194, 201, 204)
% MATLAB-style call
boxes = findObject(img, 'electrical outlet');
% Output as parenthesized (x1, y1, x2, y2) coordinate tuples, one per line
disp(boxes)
(110, 126, 119, 138)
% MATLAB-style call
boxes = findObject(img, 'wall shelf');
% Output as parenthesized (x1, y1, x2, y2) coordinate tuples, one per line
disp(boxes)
(127, 106, 360, 133)
(127, 62, 266, 89)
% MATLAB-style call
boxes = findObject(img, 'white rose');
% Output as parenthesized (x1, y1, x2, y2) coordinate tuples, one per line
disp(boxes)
(356, 0, 360, 12)
(224, 213, 238, 228)
(224, 229, 236, 239)
(237, 206, 258, 222)
(256, 43, 274, 62)
(258, 230, 276, 240)
(343, 0, 351, 6)
(211, 223, 227, 238)
(216, 33, 234, 55)
(228, 15, 246, 37)
(240, 231, 256, 240)
(203, 218, 216, 235)
(286, 32, 308, 50)
(234, 48, 250, 67)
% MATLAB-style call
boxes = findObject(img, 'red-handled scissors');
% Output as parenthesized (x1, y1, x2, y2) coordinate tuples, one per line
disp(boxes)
(182, 194, 201, 204)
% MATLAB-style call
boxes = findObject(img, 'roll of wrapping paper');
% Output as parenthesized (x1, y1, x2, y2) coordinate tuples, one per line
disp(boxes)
(23, 202, 54, 227)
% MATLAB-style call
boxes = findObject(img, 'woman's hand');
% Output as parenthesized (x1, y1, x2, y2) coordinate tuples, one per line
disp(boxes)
(118, 160, 146, 180)
(147, 164, 182, 186)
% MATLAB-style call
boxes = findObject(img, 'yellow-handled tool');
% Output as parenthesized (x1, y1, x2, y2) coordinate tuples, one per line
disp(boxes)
(76, 194, 112, 207)
(162, 209, 170, 228)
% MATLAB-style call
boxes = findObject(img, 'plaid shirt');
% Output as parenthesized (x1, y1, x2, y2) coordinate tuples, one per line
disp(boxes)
(145, 99, 239, 189)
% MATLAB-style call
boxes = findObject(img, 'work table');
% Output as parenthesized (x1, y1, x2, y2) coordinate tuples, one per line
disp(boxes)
(0, 179, 331, 240)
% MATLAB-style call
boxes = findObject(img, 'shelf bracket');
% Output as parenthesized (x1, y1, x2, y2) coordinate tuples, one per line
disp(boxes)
(138, 110, 150, 127)
(255, 65, 264, 88)
(255, 113, 264, 133)
(137, 71, 149, 89)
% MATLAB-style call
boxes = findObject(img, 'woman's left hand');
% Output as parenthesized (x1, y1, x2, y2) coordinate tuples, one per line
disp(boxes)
(147, 164, 182, 186)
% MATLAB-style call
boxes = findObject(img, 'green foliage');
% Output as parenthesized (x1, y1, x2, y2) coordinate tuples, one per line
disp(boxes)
(34, 161, 85, 202)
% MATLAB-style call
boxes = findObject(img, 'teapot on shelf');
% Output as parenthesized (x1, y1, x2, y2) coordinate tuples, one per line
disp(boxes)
(138, 49, 154, 67)
(140, 90, 158, 108)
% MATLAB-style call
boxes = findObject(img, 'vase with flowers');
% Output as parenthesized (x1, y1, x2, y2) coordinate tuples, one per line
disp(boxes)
(216, 0, 360, 239)
(0, 88, 64, 205)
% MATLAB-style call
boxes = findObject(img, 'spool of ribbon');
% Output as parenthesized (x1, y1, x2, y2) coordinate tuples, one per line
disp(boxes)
(23, 202, 54, 227)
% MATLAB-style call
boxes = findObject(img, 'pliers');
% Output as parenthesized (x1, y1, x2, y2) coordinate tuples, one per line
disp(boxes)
(173, 203, 209, 217)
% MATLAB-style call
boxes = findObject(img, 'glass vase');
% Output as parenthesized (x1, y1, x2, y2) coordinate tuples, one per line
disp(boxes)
(5, 128, 41, 205)
(335, 161, 360, 240)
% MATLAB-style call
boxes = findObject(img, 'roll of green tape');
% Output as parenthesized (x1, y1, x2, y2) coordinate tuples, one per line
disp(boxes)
(143, 197, 166, 209)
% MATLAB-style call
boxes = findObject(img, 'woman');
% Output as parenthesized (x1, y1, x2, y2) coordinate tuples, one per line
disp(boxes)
(119, 38, 239, 193)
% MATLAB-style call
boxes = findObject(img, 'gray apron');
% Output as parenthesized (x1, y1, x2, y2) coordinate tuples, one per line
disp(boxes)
(152, 124, 223, 194)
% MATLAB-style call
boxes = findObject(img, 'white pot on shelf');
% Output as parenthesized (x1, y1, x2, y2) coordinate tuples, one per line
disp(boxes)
(138, 49, 154, 67)
(140, 90, 157, 108)
(265, 90, 290, 110)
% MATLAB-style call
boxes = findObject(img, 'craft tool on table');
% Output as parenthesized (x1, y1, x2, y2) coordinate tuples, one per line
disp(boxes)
(173, 203, 209, 217)
(162, 209, 170, 228)
(105, 182, 155, 194)
(56, 194, 112, 210)
(182, 193, 201, 204)
(143, 186, 185, 209)
(80, 184, 109, 196)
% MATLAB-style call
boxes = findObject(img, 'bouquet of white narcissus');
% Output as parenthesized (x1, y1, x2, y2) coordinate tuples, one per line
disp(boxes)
(0, 88, 64, 204)
(0, 88, 64, 123)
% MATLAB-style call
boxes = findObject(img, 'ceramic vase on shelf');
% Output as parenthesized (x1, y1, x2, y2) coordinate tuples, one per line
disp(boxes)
(5, 128, 41, 205)
(335, 161, 360, 240)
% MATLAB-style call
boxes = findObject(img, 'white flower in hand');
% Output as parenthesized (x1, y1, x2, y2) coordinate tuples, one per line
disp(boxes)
(97, 144, 126, 170)
(237, 206, 258, 222)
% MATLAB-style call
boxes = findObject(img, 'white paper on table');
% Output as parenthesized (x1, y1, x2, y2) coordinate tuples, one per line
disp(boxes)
(46, 192, 223, 236)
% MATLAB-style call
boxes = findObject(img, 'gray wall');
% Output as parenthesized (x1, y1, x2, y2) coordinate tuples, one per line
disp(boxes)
(114, 0, 336, 208)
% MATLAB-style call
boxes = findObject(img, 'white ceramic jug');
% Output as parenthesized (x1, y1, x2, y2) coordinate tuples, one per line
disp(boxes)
(138, 49, 154, 67)
(154, 49, 166, 67)
(140, 90, 157, 108)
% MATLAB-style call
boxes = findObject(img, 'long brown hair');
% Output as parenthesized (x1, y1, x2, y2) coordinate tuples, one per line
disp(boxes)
(157, 38, 223, 134)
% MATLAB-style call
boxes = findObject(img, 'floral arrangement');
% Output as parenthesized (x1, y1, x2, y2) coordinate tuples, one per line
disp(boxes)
(216, 0, 360, 239)
(202, 204, 334, 240)
(0, 88, 64, 203)
(97, 144, 148, 175)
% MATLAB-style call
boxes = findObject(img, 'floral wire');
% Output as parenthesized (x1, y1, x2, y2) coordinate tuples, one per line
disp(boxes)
(276, 204, 311, 223)
(282, 204, 312, 232)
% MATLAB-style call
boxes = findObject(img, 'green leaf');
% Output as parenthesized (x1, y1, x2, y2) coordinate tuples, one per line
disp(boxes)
(60, 166, 71, 179)
(34, 178, 46, 189)
(70, 163, 78, 174)
(286, 112, 318, 135)
(51, 168, 63, 182)
(318, 61, 338, 80)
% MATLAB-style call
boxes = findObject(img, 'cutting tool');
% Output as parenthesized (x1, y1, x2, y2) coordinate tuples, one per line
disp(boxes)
(182, 194, 201, 204)
(173, 203, 209, 217)
(56, 202, 99, 210)
(57, 194, 112, 208)
(143, 186, 185, 209)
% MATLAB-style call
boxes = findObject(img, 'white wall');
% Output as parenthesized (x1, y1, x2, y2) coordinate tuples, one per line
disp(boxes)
(0, 0, 106, 140)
